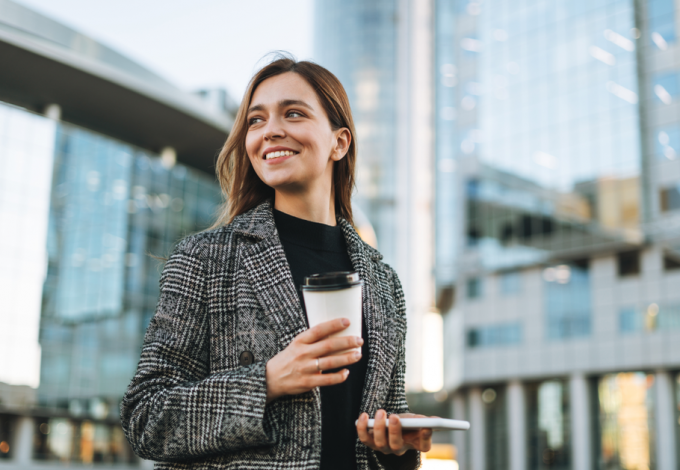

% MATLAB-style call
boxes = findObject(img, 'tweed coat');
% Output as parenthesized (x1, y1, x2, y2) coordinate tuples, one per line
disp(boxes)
(120, 201, 420, 470)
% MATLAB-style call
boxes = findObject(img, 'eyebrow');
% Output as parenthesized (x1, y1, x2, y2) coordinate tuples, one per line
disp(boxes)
(247, 99, 313, 115)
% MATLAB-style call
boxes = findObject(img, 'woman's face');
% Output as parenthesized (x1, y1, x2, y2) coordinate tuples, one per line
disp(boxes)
(245, 72, 349, 194)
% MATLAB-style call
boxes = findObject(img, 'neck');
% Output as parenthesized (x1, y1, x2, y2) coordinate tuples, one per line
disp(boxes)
(274, 186, 336, 226)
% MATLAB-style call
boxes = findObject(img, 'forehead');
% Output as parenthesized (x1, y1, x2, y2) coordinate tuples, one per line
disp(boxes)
(250, 72, 321, 109)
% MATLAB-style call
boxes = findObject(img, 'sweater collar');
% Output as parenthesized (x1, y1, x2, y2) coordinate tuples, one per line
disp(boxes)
(231, 200, 383, 262)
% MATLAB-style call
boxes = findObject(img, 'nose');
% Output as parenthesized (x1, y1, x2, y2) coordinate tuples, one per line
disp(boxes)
(263, 116, 285, 141)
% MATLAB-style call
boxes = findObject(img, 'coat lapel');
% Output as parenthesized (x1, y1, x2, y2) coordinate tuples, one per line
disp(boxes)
(233, 202, 308, 348)
(339, 218, 398, 415)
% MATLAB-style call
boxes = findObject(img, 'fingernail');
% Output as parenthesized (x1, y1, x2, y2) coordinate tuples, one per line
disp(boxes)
(357, 337, 364, 346)
(354, 351, 362, 360)
(342, 318, 350, 326)
(344, 369, 350, 377)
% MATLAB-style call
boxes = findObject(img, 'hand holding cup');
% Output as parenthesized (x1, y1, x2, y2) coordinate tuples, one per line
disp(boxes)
(265, 318, 362, 403)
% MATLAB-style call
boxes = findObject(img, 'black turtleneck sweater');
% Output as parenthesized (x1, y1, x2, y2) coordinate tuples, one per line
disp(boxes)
(274, 209, 368, 470)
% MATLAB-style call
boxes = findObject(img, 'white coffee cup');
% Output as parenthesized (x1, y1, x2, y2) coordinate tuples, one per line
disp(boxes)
(302, 272, 363, 353)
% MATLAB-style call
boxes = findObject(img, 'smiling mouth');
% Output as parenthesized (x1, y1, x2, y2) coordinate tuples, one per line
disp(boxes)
(264, 150, 298, 160)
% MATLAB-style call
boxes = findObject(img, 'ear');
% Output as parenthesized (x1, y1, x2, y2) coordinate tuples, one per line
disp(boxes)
(330, 128, 352, 162)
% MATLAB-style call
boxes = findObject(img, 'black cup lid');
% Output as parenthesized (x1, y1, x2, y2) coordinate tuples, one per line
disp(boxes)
(302, 271, 363, 290)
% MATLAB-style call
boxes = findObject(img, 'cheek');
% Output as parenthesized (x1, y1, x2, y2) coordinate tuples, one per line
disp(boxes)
(245, 133, 257, 160)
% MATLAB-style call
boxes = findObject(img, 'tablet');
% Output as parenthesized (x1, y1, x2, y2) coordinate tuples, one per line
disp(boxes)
(358, 418, 470, 431)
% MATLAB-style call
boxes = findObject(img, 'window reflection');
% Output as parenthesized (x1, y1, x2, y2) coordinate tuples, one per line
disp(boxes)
(33, 417, 132, 463)
(653, 73, 679, 105)
(544, 262, 591, 340)
(597, 373, 655, 470)
(0, 415, 13, 459)
(483, 386, 508, 470)
(648, 0, 677, 47)
(660, 185, 680, 212)
(499, 271, 521, 295)
(467, 323, 522, 348)
(618, 303, 680, 333)
(655, 127, 679, 160)
(527, 381, 571, 470)
(466, 277, 483, 299)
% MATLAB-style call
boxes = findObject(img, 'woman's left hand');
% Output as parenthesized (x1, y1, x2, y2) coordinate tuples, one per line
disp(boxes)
(356, 410, 433, 456)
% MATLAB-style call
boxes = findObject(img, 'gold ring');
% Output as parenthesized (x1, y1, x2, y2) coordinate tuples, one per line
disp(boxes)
(316, 358, 322, 372)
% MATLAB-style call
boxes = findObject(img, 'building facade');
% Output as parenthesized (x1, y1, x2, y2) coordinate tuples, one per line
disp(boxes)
(0, 0, 231, 467)
(434, 0, 680, 469)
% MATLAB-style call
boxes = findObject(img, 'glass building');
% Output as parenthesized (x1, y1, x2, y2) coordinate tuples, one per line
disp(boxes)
(0, 0, 231, 466)
(435, 0, 680, 469)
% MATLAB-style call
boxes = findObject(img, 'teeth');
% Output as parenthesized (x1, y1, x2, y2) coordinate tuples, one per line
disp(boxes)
(265, 150, 296, 160)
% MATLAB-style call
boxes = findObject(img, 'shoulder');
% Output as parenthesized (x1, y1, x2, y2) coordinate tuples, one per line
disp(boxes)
(373, 260, 403, 296)
(168, 200, 275, 261)
(169, 225, 235, 260)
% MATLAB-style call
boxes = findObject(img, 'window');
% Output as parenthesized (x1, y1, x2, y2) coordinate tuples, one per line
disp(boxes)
(619, 303, 680, 332)
(467, 322, 522, 348)
(660, 185, 680, 212)
(526, 381, 571, 470)
(619, 307, 643, 333)
(655, 126, 679, 160)
(436, 285, 456, 313)
(648, 0, 677, 45)
(483, 386, 508, 470)
(653, 73, 679, 104)
(544, 264, 591, 339)
(500, 271, 521, 295)
(663, 251, 680, 270)
(618, 251, 640, 276)
(597, 373, 655, 470)
(467, 277, 483, 299)
(33, 418, 133, 463)
(0, 415, 13, 459)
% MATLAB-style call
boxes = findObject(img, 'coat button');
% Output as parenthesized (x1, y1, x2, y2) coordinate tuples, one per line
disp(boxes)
(239, 351, 255, 366)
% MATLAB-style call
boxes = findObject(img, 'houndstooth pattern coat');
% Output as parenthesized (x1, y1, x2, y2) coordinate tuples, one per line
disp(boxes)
(120, 201, 420, 470)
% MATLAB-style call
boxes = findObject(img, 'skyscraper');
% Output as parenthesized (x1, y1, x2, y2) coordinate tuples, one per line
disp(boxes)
(434, 0, 680, 468)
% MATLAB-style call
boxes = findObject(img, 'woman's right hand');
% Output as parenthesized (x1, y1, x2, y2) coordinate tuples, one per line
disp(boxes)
(265, 318, 363, 403)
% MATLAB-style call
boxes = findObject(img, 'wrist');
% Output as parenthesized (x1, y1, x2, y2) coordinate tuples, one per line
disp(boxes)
(265, 361, 279, 404)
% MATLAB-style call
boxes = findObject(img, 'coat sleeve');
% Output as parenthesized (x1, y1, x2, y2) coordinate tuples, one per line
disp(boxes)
(120, 239, 278, 462)
(374, 266, 421, 470)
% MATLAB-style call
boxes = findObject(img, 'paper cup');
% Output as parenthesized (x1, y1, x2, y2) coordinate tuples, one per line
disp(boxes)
(302, 272, 363, 353)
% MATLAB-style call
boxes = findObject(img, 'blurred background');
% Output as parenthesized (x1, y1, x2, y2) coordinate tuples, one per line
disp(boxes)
(0, 0, 679, 469)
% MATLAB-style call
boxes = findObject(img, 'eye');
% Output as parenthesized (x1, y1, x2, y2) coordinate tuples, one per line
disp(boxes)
(287, 110, 304, 118)
(248, 116, 263, 126)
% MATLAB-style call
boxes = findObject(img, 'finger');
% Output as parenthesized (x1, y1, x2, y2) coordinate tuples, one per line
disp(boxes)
(388, 414, 405, 454)
(356, 413, 373, 445)
(317, 350, 362, 371)
(373, 410, 388, 450)
(308, 335, 363, 358)
(307, 369, 349, 387)
(419, 428, 433, 452)
(297, 318, 350, 344)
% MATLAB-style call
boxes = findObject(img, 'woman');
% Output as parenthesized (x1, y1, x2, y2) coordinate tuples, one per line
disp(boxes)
(121, 56, 433, 469)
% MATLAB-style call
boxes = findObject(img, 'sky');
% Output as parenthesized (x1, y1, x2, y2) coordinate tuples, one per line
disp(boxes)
(16, 0, 315, 102)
